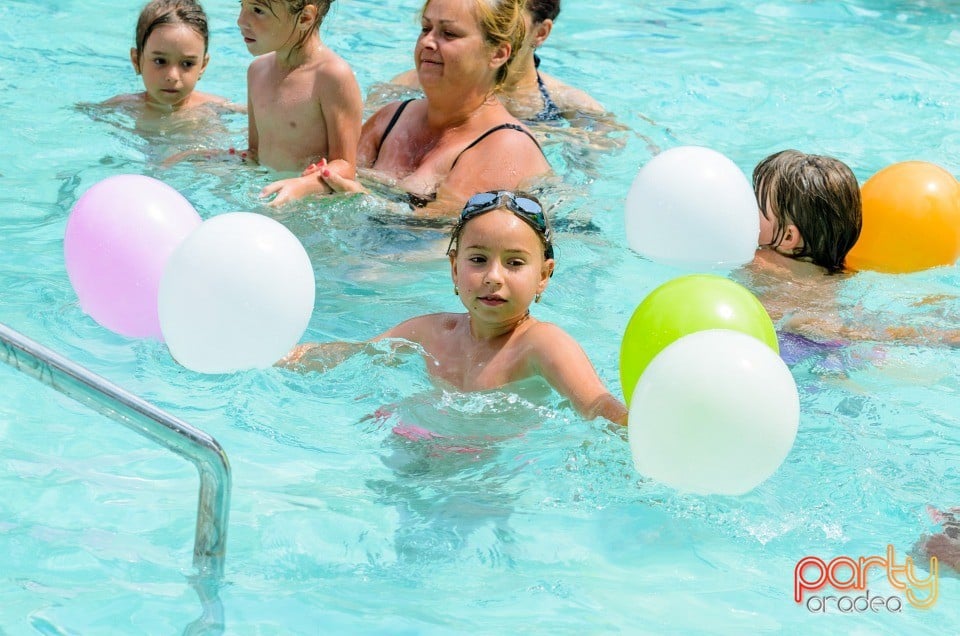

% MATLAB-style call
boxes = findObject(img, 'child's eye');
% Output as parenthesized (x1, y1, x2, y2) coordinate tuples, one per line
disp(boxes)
(508, 259, 526, 267)
(152, 57, 167, 66)
(181, 61, 195, 69)
(468, 255, 486, 264)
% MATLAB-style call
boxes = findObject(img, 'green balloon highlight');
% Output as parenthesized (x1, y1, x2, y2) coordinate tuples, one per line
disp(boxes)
(619, 274, 779, 405)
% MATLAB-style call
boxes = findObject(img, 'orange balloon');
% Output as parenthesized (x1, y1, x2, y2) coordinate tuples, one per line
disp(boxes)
(846, 161, 960, 273)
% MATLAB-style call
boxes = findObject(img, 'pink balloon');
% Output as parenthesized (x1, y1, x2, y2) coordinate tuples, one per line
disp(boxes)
(64, 174, 201, 339)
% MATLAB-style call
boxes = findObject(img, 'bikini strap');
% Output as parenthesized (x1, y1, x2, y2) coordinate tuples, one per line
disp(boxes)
(449, 123, 544, 171)
(532, 53, 563, 122)
(374, 99, 415, 163)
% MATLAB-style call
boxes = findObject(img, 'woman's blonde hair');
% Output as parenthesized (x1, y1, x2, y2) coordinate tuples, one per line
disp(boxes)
(423, 0, 526, 89)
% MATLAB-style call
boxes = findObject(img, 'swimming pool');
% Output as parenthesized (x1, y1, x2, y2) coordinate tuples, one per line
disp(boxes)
(2, 0, 959, 632)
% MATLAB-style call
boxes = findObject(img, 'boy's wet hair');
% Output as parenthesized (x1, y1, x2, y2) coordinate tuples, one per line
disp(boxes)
(136, 0, 210, 59)
(266, 0, 335, 51)
(527, 0, 560, 23)
(754, 149, 862, 274)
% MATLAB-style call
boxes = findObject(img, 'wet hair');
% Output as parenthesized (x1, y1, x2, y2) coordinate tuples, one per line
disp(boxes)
(261, 0, 335, 51)
(527, 0, 560, 23)
(447, 191, 555, 262)
(753, 149, 862, 274)
(135, 0, 210, 60)
(423, 0, 526, 89)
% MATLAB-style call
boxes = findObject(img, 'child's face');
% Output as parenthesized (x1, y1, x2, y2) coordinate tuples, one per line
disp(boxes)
(133, 24, 208, 110)
(758, 203, 778, 247)
(237, 0, 297, 56)
(450, 208, 553, 326)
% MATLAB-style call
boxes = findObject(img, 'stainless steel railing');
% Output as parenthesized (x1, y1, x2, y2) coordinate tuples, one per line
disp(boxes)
(0, 322, 231, 579)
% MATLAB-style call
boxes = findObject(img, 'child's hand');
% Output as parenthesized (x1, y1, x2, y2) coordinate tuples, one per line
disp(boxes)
(162, 147, 250, 168)
(260, 175, 332, 207)
(318, 167, 364, 194)
(275, 343, 317, 368)
(301, 157, 327, 177)
(921, 533, 960, 571)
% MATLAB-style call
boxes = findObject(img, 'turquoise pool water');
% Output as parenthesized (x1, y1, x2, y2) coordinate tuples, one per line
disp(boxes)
(2, 0, 960, 633)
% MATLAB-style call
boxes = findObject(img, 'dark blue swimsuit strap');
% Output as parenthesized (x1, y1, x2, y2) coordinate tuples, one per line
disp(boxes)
(449, 123, 544, 171)
(532, 53, 563, 122)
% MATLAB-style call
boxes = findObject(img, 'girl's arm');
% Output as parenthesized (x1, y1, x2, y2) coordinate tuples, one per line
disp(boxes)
(278, 341, 366, 372)
(246, 66, 259, 163)
(317, 59, 363, 181)
(526, 323, 628, 426)
(277, 315, 438, 372)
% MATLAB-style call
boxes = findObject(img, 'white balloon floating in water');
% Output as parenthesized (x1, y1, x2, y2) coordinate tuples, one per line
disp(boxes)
(628, 329, 799, 495)
(159, 212, 316, 374)
(624, 146, 760, 271)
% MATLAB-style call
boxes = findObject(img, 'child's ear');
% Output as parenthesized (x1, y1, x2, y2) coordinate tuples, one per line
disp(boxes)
(780, 223, 804, 253)
(130, 47, 141, 74)
(199, 53, 210, 78)
(540, 258, 555, 289)
(449, 249, 459, 282)
(299, 3, 318, 29)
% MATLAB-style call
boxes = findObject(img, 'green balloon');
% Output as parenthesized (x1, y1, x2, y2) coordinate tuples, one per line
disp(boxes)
(620, 274, 779, 405)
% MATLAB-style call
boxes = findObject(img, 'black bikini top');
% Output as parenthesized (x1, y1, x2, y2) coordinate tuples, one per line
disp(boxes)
(374, 99, 546, 208)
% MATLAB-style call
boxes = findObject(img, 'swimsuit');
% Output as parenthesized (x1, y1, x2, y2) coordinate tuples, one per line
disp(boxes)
(531, 54, 563, 122)
(374, 99, 546, 208)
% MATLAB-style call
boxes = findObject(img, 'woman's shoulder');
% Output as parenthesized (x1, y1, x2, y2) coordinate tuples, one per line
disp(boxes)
(538, 72, 605, 115)
(455, 106, 550, 171)
(468, 104, 542, 150)
(365, 97, 420, 134)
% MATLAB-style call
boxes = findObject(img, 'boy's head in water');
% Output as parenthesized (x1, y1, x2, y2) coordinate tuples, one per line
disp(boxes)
(754, 149, 862, 273)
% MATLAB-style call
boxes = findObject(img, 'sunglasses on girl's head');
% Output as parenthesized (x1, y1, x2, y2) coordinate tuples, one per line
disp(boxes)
(455, 191, 554, 259)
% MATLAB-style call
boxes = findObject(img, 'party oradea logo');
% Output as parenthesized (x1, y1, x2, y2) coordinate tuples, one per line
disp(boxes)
(794, 545, 938, 613)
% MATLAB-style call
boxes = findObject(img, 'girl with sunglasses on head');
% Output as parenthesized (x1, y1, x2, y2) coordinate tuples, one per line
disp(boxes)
(280, 190, 627, 426)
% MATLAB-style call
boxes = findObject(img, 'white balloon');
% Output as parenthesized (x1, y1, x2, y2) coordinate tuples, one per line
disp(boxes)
(628, 329, 799, 495)
(624, 146, 760, 270)
(158, 212, 316, 373)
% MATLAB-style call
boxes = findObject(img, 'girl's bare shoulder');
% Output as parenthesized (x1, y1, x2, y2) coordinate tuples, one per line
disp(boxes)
(384, 312, 463, 340)
(518, 318, 570, 345)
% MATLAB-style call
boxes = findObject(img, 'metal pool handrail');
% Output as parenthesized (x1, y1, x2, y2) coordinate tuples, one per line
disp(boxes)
(0, 322, 231, 579)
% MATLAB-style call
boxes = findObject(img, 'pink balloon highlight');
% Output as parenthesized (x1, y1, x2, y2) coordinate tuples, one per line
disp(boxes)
(64, 174, 201, 339)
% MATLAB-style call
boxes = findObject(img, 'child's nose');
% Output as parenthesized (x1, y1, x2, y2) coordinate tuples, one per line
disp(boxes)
(483, 263, 504, 284)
